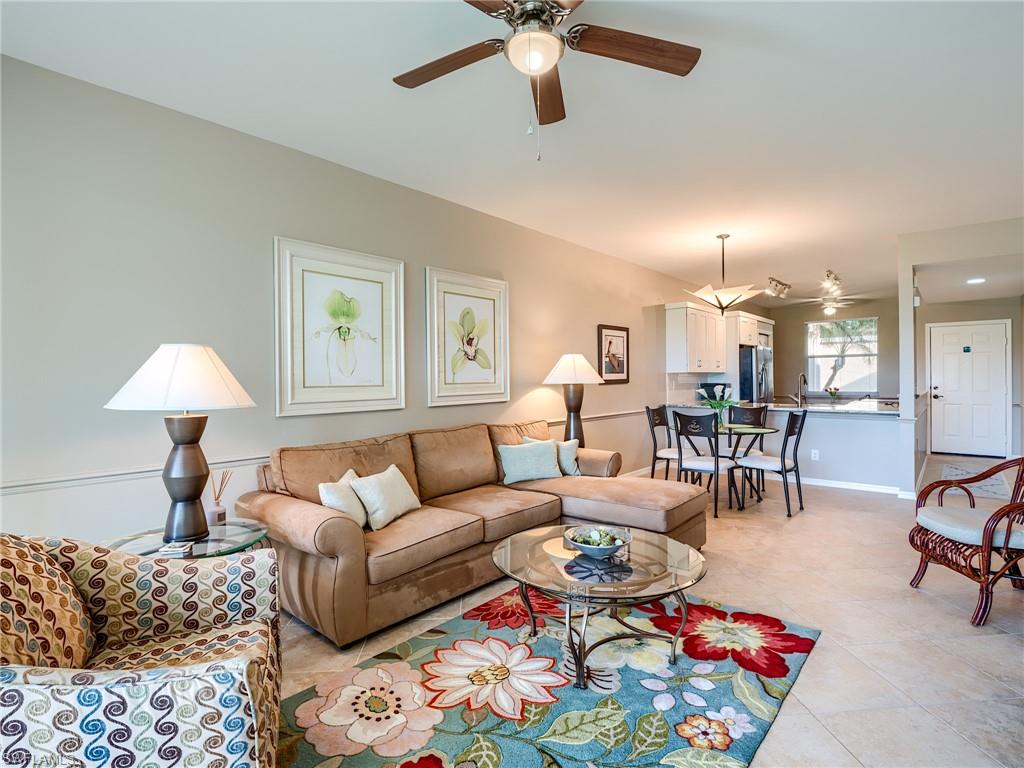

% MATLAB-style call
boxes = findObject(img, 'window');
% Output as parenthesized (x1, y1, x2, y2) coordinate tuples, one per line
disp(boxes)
(805, 318, 878, 394)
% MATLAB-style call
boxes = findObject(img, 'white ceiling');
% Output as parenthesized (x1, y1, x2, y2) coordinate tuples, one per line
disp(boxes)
(3, 1, 1022, 303)
(916, 252, 1024, 304)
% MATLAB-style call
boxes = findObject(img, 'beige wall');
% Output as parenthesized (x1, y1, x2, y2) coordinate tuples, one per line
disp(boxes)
(0, 58, 691, 538)
(768, 299, 899, 398)
(915, 297, 1023, 454)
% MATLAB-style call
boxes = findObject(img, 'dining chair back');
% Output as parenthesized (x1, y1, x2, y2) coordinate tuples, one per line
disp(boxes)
(728, 404, 769, 495)
(728, 404, 768, 427)
(672, 410, 738, 517)
(673, 410, 717, 456)
(645, 405, 676, 479)
(780, 409, 808, 461)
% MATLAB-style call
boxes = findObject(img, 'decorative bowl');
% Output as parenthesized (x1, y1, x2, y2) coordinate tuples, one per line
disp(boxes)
(563, 526, 632, 560)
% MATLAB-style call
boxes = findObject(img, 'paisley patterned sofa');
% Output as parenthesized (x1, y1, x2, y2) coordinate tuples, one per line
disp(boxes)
(0, 534, 280, 767)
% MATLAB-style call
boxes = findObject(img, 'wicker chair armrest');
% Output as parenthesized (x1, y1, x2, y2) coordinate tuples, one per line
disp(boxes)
(917, 458, 1023, 510)
(982, 502, 1024, 557)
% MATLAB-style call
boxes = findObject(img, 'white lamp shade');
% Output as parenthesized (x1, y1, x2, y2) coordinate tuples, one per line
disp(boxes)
(105, 344, 256, 411)
(543, 353, 604, 385)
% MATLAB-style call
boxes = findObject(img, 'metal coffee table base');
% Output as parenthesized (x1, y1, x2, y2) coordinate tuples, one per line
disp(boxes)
(518, 581, 690, 689)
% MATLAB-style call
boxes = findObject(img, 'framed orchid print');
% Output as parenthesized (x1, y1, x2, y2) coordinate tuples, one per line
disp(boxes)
(275, 237, 404, 416)
(597, 324, 629, 384)
(426, 267, 509, 407)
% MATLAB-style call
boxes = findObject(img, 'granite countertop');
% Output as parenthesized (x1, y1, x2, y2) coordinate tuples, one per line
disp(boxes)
(766, 399, 899, 415)
(668, 399, 900, 416)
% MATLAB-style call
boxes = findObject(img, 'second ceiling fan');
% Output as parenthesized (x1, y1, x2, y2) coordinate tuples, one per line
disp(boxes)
(393, 0, 702, 125)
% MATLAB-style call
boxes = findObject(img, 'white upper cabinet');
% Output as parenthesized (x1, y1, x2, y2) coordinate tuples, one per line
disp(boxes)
(738, 316, 758, 346)
(665, 303, 727, 373)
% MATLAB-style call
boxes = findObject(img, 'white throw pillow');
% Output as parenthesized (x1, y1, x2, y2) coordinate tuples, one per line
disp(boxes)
(318, 468, 367, 528)
(522, 436, 581, 476)
(498, 441, 562, 485)
(350, 464, 421, 531)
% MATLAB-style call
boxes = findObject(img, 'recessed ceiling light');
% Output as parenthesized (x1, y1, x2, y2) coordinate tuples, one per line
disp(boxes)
(966, 277, 986, 285)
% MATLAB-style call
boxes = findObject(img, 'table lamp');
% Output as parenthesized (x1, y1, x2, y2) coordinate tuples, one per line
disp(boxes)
(105, 344, 255, 543)
(543, 353, 604, 447)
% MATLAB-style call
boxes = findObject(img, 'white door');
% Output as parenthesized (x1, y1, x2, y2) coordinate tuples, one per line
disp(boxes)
(929, 322, 1009, 456)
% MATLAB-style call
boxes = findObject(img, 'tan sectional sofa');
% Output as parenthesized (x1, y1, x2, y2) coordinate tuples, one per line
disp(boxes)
(237, 420, 706, 647)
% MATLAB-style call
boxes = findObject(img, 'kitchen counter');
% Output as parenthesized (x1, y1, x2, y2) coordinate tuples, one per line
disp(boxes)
(668, 399, 899, 416)
(666, 400, 902, 490)
(766, 399, 899, 416)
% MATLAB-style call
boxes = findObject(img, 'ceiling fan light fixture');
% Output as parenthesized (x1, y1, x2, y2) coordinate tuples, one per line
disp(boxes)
(504, 22, 564, 75)
(823, 304, 837, 316)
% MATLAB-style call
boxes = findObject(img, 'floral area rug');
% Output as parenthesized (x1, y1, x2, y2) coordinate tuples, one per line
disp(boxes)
(279, 588, 820, 768)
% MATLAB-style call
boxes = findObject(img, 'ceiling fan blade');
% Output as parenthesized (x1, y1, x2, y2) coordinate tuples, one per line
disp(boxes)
(530, 66, 566, 125)
(464, 0, 507, 15)
(565, 24, 701, 77)
(550, 0, 584, 24)
(394, 40, 504, 88)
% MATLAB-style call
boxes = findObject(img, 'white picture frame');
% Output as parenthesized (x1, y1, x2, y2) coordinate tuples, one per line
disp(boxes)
(275, 237, 404, 416)
(426, 267, 510, 407)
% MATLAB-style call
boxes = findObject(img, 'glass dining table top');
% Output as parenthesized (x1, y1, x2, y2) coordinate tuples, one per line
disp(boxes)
(492, 525, 707, 603)
(715, 423, 779, 435)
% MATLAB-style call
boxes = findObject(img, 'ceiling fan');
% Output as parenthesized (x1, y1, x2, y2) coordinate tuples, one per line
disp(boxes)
(820, 297, 853, 316)
(393, 0, 702, 125)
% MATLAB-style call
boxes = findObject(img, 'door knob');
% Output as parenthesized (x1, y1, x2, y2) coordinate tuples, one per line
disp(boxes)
(932, 394, 943, 399)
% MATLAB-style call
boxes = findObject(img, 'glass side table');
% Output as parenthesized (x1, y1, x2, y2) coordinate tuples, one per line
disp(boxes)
(107, 519, 269, 559)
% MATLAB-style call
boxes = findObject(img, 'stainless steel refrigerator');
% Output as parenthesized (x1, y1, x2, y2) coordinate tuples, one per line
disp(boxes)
(739, 345, 774, 403)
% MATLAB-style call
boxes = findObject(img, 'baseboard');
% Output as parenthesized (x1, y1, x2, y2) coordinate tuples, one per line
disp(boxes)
(622, 465, 901, 495)
(760, 473, 900, 496)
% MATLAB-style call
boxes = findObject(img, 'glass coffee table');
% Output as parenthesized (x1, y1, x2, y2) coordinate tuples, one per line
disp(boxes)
(492, 525, 707, 688)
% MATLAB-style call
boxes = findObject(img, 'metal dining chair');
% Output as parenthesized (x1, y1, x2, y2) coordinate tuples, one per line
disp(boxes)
(737, 409, 807, 517)
(729, 404, 768, 496)
(645, 405, 696, 480)
(673, 410, 739, 517)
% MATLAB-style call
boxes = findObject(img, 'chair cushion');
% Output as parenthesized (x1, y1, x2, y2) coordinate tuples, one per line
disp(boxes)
(363, 506, 484, 584)
(0, 534, 94, 668)
(488, 421, 551, 480)
(89, 619, 271, 671)
(656, 447, 696, 460)
(428, 484, 561, 542)
(916, 505, 1024, 549)
(678, 456, 737, 472)
(410, 424, 498, 500)
(737, 455, 793, 471)
(510, 476, 706, 533)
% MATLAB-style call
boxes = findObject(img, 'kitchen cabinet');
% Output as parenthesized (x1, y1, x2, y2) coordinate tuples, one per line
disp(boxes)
(738, 316, 758, 346)
(665, 303, 726, 373)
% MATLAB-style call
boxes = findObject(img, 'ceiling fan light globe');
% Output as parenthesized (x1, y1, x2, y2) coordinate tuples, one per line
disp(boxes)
(505, 23, 564, 76)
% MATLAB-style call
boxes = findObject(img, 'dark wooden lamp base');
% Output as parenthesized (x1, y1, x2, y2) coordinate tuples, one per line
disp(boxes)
(162, 413, 211, 543)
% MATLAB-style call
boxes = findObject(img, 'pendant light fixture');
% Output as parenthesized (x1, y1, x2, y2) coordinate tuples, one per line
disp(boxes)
(687, 234, 762, 314)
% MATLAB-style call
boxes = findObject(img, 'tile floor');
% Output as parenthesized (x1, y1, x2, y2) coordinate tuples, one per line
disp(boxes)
(280, 458, 1024, 767)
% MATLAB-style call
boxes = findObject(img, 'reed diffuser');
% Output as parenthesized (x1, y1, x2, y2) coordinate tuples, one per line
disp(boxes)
(205, 469, 233, 528)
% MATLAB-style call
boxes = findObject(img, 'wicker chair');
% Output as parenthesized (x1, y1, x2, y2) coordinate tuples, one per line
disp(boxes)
(910, 457, 1024, 625)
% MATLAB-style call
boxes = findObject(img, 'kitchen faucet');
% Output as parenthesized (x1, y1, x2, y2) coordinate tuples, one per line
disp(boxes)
(796, 372, 808, 408)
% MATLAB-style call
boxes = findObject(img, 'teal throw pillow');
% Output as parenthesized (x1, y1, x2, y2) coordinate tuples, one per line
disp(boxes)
(522, 436, 581, 476)
(498, 441, 562, 485)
